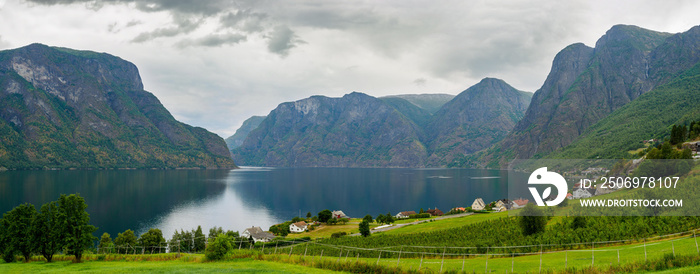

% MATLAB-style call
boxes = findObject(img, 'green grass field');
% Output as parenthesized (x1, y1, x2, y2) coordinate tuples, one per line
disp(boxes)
(0, 256, 340, 273)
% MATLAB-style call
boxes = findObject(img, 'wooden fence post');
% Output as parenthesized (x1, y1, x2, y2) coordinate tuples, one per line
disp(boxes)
(644, 239, 647, 261)
(397, 247, 402, 266)
(440, 246, 446, 273)
(376, 250, 382, 265)
(485, 246, 490, 274)
(419, 253, 424, 271)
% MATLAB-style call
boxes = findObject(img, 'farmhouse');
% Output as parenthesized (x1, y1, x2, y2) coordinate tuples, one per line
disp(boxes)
(495, 199, 510, 209)
(332, 210, 348, 219)
(289, 221, 308, 233)
(573, 188, 595, 199)
(471, 198, 486, 211)
(395, 211, 416, 219)
(241, 226, 275, 243)
(511, 199, 529, 209)
(426, 208, 444, 216)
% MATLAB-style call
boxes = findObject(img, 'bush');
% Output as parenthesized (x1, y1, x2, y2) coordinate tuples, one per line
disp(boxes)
(409, 213, 431, 219)
(205, 235, 231, 261)
(518, 203, 547, 236)
(331, 232, 347, 238)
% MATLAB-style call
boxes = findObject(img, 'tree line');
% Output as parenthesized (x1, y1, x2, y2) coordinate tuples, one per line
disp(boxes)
(0, 194, 96, 263)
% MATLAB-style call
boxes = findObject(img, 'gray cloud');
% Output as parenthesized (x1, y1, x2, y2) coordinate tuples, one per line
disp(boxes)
(266, 25, 303, 57)
(219, 9, 267, 33)
(413, 78, 426, 87)
(26, 0, 235, 15)
(176, 33, 247, 48)
(131, 14, 201, 43)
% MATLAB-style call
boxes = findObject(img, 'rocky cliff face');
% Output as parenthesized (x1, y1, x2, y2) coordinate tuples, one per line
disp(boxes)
(232, 79, 531, 167)
(225, 116, 266, 151)
(480, 25, 700, 167)
(0, 44, 235, 169)
(232, 92, 428, 167)
(426, 78, 531, 166)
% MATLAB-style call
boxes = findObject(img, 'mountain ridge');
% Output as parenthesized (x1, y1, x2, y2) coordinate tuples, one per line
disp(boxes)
(0, 43, 236, 169)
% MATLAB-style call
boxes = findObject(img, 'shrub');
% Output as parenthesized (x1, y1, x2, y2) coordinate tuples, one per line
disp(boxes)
(205, 235, 231, 261)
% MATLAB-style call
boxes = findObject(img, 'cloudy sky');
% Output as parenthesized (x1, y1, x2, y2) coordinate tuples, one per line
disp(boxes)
(1, 0, 699, 137)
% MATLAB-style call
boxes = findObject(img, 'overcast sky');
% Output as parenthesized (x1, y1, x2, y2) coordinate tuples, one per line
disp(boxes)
(1, 0, 699, 137)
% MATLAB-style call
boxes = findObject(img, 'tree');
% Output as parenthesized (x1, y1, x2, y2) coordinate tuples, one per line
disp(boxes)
(32, 201, 63, 262)
(205, 234, 231, 260)
(208, 226, 224, 242)
(363, 215, 373, 223)
(518, 203, 547, 236)
(98, 233, 113, 254)
(168, 230, 181, 253)
(194, 226, 206, 253)
(3, 203, 36, 262)
(385, 212, 395, 224)
(359, 220, 370, 237)
(376, 214, 386, 224)
(58, 194, 97, 262)
(318, 209, 332, 223)
(419, 208, 425, 214)
(0, 218, 11, 263)
(306, 212, 312, 218)
(338, 218, 349, 225)
(181, 229, 194, 253)
(114, 229, 137, 254)
(138, 228, 166, 254)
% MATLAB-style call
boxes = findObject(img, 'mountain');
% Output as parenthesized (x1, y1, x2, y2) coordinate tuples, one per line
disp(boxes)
(425, 78, 532, 166)
(231, 78, 531, 167)
(478, 25, 700, 167)
(381, 94, 455, 114)
(549, 63, 700, 159)
(379, 96, 433, 128)
(0, 44, 236, 169)
(225, 115, 266, 151)
(231, 92, 427, 167)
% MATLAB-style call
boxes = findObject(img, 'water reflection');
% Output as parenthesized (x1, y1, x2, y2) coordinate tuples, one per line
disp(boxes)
(0, 168, 514, 240)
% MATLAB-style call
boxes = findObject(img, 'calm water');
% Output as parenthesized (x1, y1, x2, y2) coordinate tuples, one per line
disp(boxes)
(0, 167, 516, 239)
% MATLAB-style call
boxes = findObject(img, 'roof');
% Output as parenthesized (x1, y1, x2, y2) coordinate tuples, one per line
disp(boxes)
(292, 221, 307, 228)
(244, 226, 263, 234)
(399, 211, 416, 216)
(512, 199, 529, 206)
(251, 231, 274, 240)
(473, 198, 485, 206)
(332, 210, 347, 218)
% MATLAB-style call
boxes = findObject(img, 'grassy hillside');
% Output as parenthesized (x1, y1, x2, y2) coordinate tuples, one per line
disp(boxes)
(547, 63, 700, 159)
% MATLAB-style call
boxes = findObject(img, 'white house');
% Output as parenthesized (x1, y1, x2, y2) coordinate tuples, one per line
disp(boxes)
(395, 211, 416, 219)
(332, 210, 348, 219)
(573, 188, 595, 199)
(289, 221, 308, 233)
(472, 198, 486, 211)
(242, 226, 275, 243)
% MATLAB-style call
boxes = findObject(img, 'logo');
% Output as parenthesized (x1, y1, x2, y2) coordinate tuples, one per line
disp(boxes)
(528, 167, 567, 206)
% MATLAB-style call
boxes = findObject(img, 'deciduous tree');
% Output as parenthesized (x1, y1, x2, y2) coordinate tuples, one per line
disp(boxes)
(58, 194, 97, 262)
(32, 201, 63, 262)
